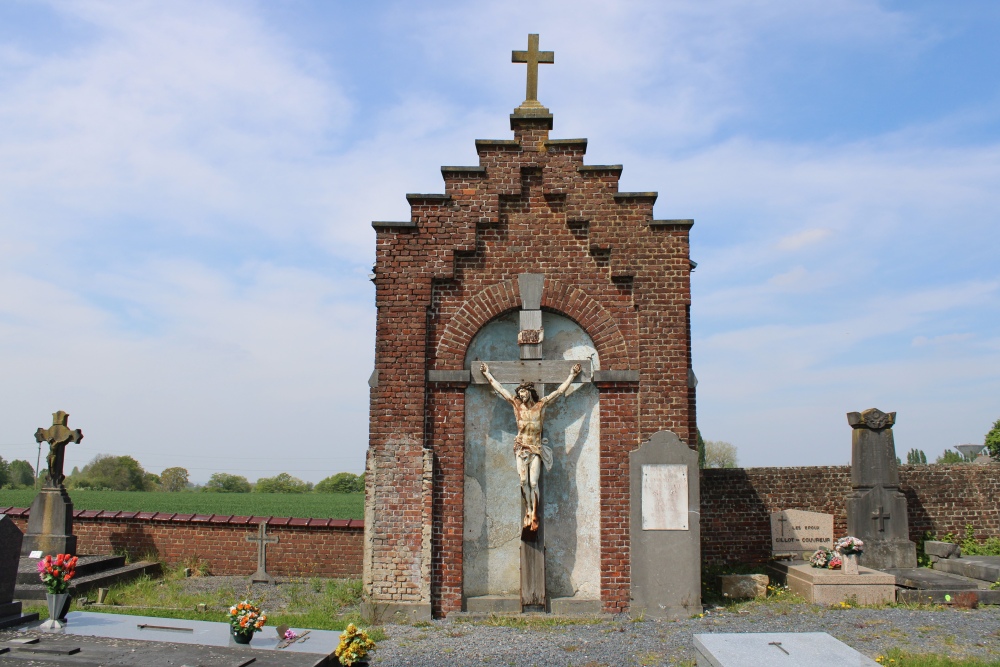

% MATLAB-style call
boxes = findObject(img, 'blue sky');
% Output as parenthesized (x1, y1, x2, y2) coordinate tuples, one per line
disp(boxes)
(0, 1, 997, 483)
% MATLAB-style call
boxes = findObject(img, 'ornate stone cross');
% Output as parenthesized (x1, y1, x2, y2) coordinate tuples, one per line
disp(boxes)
(871, 505, 890, 533)
(246, 521, 279, 584)
(512, 34, 554, 108)
(34, 411, 83, 488)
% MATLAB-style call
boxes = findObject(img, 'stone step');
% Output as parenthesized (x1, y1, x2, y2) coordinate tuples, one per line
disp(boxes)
(933, 556, 1000, 584)
(882, 567, 987, 590)
(14, 561, 161, 600)
(897, 588, 1000, 605)
(17, 554, 126, 585)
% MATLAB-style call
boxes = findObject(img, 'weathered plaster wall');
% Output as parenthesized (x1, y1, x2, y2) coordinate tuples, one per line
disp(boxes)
(463, 312, 601, 600)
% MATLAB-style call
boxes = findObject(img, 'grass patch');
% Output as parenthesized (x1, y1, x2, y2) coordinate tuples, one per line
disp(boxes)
(876, 648, 1000, 666)
(0, 489, 363, 519)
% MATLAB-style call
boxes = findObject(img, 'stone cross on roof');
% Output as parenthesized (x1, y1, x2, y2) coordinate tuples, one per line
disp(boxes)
(512, 34, 554, 109)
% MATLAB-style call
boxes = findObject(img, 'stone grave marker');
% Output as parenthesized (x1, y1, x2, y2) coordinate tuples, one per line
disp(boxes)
(694, 632, 878, 666)
(21, 410, 83, 557)
(630, 430, 701, 619)
(770, 509, 833, 557)
(247, 521, 279, 584)
(0, 515, 39, 628)
(845, 408, 917, 569)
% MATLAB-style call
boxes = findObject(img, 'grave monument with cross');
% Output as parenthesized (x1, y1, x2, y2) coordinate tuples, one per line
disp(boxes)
(846, 408, 917, 569)
(365, 33, 698, 619)
(246, 521, 279, 585)
(21, 411, 84, 557)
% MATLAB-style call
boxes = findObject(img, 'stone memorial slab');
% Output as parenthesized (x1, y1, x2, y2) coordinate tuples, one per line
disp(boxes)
(642, 464, 688, 530)
(770, 509, 833, 555)
(694, 632, 878, 666)
(767, 561, 896, 606)
(630, 430, 700, 619)
(0, 515, 39, 629)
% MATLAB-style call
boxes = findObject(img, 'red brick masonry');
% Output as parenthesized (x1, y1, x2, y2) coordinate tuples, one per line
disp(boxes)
(1, 510, 362, 578)
(4, 463, 994, 579)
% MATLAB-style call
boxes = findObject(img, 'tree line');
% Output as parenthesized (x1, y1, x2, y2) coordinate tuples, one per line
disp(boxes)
(0, 453, 364, 494)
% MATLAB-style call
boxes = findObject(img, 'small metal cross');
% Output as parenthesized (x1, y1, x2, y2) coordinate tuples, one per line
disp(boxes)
(769, 641, 789, 655)
(246, 521, 279, 584)
(512, 34, 554, 105)
(777, 513, 788, 537)
(871, 505, 891, 532)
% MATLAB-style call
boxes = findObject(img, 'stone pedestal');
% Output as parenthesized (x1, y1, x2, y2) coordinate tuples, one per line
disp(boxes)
(629, 430, 700, 619)
(845, 408, 916, 570)
(21, 487, 77, 557)
(768, 561, 896, 606)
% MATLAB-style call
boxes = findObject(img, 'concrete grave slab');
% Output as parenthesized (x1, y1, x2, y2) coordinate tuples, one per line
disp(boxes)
(934, 555, 1000, 584)
(884, 567, 984, 590)
(694, 632, 878, 666)
(768, 561, 895, 605)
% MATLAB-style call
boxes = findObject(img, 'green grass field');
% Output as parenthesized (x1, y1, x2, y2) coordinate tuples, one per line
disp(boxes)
(0, 489, 363, 519)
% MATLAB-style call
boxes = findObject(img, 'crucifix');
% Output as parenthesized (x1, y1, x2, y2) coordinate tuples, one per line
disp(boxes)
(246, 521, 279, 584)
(34, 411, 83, 488)
(512, 34, 554, 109)
(871, 505, 891, 533)
(473, 273, 592, 610)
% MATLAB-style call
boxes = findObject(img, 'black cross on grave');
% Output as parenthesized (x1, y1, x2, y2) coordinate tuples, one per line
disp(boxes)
(472, 273, 592, 612)
(871, 506, 891, 533)
(246, 521, 279, 584)
(777, 513, 789, 538)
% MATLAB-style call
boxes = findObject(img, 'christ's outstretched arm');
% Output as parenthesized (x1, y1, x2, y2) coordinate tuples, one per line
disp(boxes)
(541, 363, 582, 405)
(480, 362, 515, 403)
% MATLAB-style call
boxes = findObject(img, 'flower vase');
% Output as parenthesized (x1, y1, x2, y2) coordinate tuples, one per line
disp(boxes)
(842, 552, 859, 575)
(41, 592, 71, 630)
(232, 628, 254, 645)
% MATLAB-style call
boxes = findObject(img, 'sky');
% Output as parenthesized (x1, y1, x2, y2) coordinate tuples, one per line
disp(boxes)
(0, 0, 998, 483)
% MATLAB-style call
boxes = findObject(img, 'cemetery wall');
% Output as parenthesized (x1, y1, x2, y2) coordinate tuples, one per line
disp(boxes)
(1, 510, 362, 578)
(700, 464, 1000, 567)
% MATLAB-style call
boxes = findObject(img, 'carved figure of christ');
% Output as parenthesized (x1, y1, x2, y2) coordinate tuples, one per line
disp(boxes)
(480, 361, 581, 532)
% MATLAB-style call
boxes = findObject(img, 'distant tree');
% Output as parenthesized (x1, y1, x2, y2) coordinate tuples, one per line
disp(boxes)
(255, 472, 310, 494)
(8, 460, 35, 487)
(73, 454, 149, 491)
(203, 473, 252, 493)
(356, 472, 365, 492)
(0, 456, 9, 488)
(936, 450, 965, 464)
(906, 449, 927, 465)
(697, 430, 706, 469)
(160, 467, 190, 492)
(986, 418, 1000, 461)
(704, 441, 738, 469)
(315, 472, 362, 494)
(143, 472, 161, 490)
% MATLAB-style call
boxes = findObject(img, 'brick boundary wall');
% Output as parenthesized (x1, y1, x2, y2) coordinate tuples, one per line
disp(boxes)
(1, 509, 363, 578)
(5, 463, 996, 582)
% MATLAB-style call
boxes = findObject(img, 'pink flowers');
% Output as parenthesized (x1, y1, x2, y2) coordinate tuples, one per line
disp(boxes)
(37, 553, 78, 594)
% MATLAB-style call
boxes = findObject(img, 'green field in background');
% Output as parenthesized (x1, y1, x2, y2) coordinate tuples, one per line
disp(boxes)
(0, 489, 364, 519)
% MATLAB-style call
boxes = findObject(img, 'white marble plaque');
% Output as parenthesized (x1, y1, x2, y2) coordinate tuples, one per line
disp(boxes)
(771, 509, 834, 553)
(642, 464, 688, 530)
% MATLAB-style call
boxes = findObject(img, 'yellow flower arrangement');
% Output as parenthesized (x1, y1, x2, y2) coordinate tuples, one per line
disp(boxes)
(334, 623, 376, 666)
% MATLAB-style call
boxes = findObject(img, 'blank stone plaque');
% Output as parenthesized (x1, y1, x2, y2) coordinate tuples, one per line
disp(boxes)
(641, 464, 688, 530)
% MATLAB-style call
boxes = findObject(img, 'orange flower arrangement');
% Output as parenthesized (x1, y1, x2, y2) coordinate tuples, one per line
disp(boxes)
(228, 598, 267, 636)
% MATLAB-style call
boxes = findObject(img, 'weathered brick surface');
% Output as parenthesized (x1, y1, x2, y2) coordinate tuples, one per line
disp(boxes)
(700, 464, 1000, 567)
(2, 511, 362, 577)
(369, 112, 695, 615)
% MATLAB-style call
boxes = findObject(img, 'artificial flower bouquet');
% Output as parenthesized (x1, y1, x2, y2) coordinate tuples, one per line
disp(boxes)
(229, 598, 267, 636)
(335, 623, 376, 666)
(809, 548, 842, 569)
(835, 536, 864, 555)
(37, 554, 78, 594)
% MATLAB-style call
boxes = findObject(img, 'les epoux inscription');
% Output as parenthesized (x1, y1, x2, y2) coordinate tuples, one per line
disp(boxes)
(770, 509, 834, 552)
(641, 464, 689, 531)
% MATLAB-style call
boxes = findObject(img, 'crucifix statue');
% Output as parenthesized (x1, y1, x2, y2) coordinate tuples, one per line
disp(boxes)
(34, 411, 83, 488)
(480, 361, 580, 532)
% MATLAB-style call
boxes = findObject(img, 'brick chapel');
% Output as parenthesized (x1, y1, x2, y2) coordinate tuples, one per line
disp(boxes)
(365, 35, 697, 619)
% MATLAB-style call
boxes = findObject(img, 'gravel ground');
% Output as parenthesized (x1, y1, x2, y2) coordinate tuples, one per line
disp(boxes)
(14, 576, 1000, 666)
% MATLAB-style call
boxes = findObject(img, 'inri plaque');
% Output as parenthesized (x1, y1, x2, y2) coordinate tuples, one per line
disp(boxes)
(641, 464, 688, 530)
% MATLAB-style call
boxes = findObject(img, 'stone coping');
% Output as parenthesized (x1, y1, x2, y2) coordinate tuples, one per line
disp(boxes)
(372, 220, 417, 229)
(0, 508, 362, 529)
(612, 191, 658, 202)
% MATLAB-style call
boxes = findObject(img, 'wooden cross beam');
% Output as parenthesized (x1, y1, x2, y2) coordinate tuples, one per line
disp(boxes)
(247, 521, 279, 584)
(512, 34, 554, 106)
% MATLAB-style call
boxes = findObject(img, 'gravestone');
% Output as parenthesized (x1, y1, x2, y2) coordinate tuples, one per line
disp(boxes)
(247, 521, 279, 584)
(770, 509, 833, 557)
(630, 430, 701, 619)
(694, 632, 879, 666)
(21, 411, 83, 557)
(365, 33, 696, 617)
(845, 408, 917, 569)
(0, 515, 39, 628)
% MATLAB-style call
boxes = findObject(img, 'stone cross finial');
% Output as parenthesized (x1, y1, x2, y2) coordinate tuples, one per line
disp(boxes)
(34, 410, 83, 488)
(512, 34, 554, 108)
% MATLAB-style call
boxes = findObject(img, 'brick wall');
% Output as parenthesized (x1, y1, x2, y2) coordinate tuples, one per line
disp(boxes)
(700, 464, 1000, 567)
(1, 509, 362, 578)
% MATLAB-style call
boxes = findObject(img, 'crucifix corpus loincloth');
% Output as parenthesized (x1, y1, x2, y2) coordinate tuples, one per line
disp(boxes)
(472, 273, 592, 609)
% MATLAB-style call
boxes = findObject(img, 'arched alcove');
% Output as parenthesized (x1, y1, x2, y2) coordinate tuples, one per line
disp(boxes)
(462, 310, 601, 603)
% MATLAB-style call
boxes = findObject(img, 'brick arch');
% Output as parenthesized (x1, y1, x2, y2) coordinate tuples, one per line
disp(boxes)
(435, 278, 631, 370)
